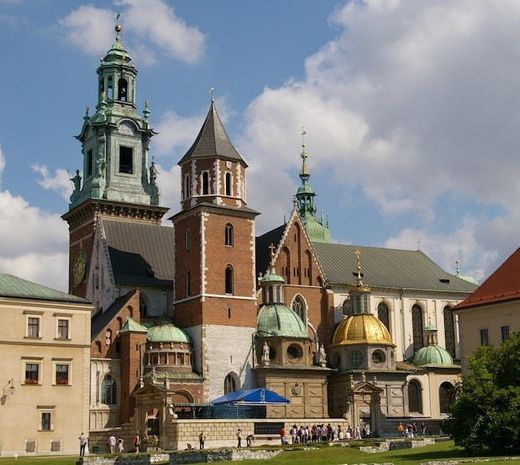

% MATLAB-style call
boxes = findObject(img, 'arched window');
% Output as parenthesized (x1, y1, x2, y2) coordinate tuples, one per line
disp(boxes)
(140, 293, 149, 318)
(412, 305, 424, 353)
(443, 306, 456, 357)
(183, 173, 191, 200)
(225, 224, 233, 246)
(117, 78, 128, 101)
(225, 265, 233, 294)
(377, 302, 390, 334)
(342, 298, 352, 316)
(117, 317, 123, 330)
(439, 382, 455, 414)
(305, 250, 312, 285)
(225, 172, 232, 196)
(101, 375, 117, 405)
(282, 247, 291, 284)
(107, 76, 113, 99)
(224, 372, 240, 394)
(408, 380, 422, 414)
(95, 341, 102, 353)
(292, 295, 306, 323)
(202, 171, 210, 195)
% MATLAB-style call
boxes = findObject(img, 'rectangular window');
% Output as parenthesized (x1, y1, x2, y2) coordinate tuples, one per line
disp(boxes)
(480, 328, 489, 346)
(501, 325, 510, 342)
(57, 319, 69, 339)
(25, 363, 40, 384)
(27, 317, 40, 338)
(55, 364, 69, 385)
(41, 412, 52, 431)
(119, 146, 133, 174)
(183, 173, 191, 200)
(87, 149, 93, 177)
(201, 171, 210, 195)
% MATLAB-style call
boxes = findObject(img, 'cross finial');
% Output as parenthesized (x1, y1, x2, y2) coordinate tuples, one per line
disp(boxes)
(300, 127, 309, 176)
(209, 87, 215, 102)
(268, 243, 276, 260)
(115, 13, 122, 39)
(455, 259, 460, 276)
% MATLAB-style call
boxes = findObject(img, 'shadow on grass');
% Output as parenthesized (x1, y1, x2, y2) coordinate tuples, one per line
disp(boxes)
(385, 447, 468, 462)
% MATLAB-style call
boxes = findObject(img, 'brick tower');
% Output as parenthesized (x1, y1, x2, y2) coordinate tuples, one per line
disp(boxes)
(62, 23, 168, 297)
(171, 98, 259, 401)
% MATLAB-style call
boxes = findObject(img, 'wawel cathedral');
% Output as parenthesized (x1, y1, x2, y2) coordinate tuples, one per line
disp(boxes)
(62, 27, 477, 439)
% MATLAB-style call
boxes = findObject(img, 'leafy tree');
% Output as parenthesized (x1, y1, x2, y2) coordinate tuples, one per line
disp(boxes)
(444, 332, 520, 454)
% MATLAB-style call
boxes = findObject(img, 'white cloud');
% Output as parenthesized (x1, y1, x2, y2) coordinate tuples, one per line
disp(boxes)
(153, 111, 205, 158)
(0, 148, 68, 291)
(59, 5, 114, 56)
(235, 0, 520, 279)
(59, 0, 205, 64)
(32, 164, 73, 202)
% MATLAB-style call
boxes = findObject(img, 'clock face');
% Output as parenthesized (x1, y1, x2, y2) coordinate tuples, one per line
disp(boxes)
(73, 250, 87, 287)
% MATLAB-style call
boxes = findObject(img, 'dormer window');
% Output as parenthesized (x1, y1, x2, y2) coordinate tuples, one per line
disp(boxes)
(119, 146, 133, 174)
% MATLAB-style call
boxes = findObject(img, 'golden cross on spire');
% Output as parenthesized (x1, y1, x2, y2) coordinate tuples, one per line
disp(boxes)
(115, 13, 122, 40)
(300, 127, 309, 176)
(355, 249, 362, 274)
(268, 243, 276, 260)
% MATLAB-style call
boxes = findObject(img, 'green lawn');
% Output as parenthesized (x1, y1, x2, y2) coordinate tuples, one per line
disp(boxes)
(1, 441, 519, 465)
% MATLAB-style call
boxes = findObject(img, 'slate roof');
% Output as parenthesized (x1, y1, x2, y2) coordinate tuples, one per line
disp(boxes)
(103, 219, 174, 288)
(455, 247, 520, 310)
(178, 100, 246, 165)
(255, 224, 286, 277)
(311, 242, 477, 293)
(0, 273, 88, 304)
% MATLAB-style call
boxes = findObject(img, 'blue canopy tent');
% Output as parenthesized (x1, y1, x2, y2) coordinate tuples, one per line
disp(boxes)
(210, 388, 289, 407)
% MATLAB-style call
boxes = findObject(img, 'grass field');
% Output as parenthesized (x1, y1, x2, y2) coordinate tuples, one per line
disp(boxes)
(1, 441, 519, 465)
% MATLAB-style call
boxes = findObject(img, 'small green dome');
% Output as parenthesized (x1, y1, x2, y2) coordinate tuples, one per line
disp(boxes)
(413, 345, 454, 367)
(147, 323, 190, 343)
(297, 184, 315, 195)
(302, 215, 331, 243)
(261, 273, 285, 284)
(257, 304, 307, 338)
(458, 274, 479, 285)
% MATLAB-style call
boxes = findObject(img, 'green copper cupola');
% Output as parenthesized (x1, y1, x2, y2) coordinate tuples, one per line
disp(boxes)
(295, 131, 331, 243)
(69, 20, 160, 210)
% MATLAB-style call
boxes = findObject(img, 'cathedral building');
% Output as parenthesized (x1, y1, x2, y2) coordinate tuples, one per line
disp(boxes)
(62, 26, 477, 441)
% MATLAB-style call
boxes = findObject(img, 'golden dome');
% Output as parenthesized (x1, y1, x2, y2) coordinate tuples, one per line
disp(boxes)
(332, 314, 394, 346)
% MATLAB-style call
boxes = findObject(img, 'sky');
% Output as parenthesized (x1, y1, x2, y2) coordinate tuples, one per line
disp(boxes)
(1, 0, 519, 292)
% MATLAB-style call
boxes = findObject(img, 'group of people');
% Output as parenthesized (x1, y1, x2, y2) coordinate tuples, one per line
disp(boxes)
(106, 435, 125, 454)
(279, 423, 370, 445)
(235, 428, 255, 448)
(396, 421, 427, 438)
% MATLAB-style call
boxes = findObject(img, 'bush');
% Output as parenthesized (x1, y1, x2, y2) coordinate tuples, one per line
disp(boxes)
(443, 332, 520, 454)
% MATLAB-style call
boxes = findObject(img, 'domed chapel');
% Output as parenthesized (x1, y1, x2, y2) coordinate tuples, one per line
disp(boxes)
(62, 26, 476, 442)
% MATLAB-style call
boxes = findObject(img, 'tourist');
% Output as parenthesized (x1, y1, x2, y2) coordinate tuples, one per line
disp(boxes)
(117, 438, 124, 454)
(108, 434, 117, 454)
(79, 433, 87, 457)
(421, 422, 427, 436)
(365, 424, 371, 437)
(279, 426, 287, 445)
(199, 431, 206, 450)
(355, 425, 361, 440)
(246, 434, 254, 447)
(236, 428, 242, 448)
(397, 422, 404, 437)
(134, 433, 141, 453)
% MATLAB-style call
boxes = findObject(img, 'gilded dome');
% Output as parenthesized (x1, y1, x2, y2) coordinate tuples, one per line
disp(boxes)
(413, 345, 454, 367)
(147, 323, 190, 343)
(332, 314, 394, 346)
(257, 304, 308, 338)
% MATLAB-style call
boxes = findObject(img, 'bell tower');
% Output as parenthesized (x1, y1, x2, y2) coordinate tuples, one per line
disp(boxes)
(171, 98, 259, 401)
(63, 22, 168, 297)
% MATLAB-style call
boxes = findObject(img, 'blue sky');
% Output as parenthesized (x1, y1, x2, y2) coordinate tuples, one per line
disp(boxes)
(1, 0, 519, 291)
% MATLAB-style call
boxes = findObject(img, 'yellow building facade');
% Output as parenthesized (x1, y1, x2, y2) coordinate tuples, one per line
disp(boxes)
(0, 274, 92, 456)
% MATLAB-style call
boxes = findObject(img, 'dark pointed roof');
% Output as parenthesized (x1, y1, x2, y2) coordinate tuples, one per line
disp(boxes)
(178, 100, 246, 166)
(455, 247, 520, 310)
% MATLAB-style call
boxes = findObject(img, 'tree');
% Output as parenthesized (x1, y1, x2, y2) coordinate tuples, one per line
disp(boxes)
(444, 332, 520, 454)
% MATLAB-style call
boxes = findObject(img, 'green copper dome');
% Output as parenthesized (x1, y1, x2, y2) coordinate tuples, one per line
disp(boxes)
(261, 272, 285, 283)
(257, 304, 308, 338)
(302, 214, 332, 243)
(147, 323, 190, 343)
(413, 345, 454, 367)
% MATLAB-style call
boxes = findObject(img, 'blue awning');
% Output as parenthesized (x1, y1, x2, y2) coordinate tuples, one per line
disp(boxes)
(210, 388, 290, 406)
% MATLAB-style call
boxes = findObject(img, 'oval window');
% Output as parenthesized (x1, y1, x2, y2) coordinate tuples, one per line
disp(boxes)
(287, 344, 303, 360)
(372, 349, 386, 364)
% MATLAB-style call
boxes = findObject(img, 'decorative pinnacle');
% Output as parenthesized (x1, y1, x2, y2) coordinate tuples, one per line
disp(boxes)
(300, 127, 309, 177)
(455, 259, 460, 276)
(143, 100, 150, 121)
(268, 243, 276, 274)
(355, 248, 364, 286)
(115, 13, 122, 39)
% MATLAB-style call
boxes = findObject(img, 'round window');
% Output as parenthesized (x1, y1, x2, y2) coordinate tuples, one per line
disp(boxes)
(372, 349, 386, 364)
(287, 344, 303, 360)
(350, 350, 363, 368)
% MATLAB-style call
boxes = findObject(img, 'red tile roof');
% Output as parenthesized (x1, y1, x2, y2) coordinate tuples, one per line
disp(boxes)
(454, 247, 520, 310)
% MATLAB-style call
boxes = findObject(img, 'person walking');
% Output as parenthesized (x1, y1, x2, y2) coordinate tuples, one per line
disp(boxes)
(117, 438, 124, 454)
(199, 431, 206, 449)
(236, 428, 242, 448)
(79, 433, 87, 456)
